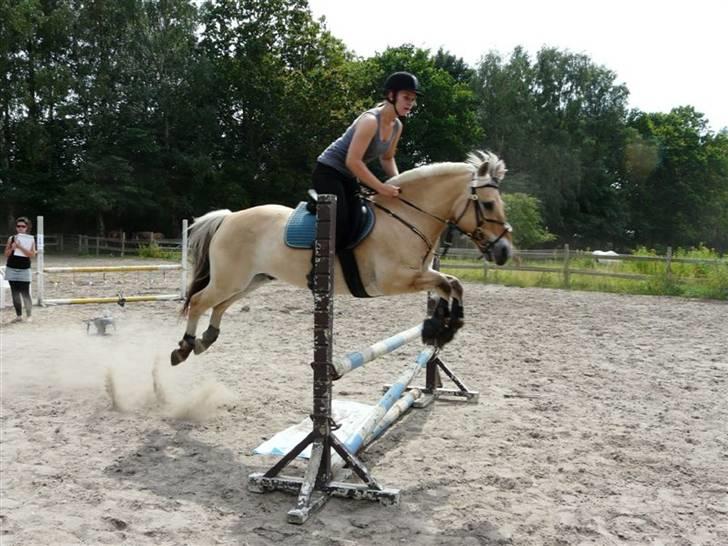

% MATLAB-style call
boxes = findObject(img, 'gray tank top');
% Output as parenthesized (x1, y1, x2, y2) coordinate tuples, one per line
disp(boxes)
(317, 109, 401, 178)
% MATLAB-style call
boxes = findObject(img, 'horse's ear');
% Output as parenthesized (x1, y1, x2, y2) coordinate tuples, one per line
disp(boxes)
(477, 160, 490, 179)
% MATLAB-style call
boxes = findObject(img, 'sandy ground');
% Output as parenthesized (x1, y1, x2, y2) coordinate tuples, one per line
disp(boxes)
(1, 255, 727, 545)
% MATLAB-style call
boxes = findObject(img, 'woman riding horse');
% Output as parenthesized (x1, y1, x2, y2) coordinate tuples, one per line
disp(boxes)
(170, 150, 513, 366)
(313, 71, 420, 250)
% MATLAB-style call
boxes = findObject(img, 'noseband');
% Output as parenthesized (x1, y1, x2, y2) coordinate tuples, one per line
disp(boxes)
(370, 176, 512, 262)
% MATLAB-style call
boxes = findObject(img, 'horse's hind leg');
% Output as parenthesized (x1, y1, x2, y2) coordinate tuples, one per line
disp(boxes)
(171, 283, 237, 366)
(194, 273, 274, 355)
(193, 294, 239, 355)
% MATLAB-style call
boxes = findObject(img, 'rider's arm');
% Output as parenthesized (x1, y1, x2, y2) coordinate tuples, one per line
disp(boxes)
(346, 115, 399, 198)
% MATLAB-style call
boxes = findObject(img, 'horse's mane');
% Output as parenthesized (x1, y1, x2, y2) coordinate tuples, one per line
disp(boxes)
(465, 150, 507, 181)
(391, 150, 505, 186)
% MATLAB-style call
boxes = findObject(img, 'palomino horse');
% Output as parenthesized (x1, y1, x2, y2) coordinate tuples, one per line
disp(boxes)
(170, 150, 512, 365)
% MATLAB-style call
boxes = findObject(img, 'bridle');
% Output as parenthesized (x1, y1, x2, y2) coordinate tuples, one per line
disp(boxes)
(369, 175, 512, 263)
(450, 179, 512, 255)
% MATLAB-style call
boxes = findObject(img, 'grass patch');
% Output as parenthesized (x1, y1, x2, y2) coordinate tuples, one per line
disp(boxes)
(441, 245, 727, 300)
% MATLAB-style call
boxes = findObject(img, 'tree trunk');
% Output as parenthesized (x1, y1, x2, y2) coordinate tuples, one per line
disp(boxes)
(96, 212, 106, 237)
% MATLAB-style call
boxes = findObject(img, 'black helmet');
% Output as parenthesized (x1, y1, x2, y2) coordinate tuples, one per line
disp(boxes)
(383, 72, 423, 96)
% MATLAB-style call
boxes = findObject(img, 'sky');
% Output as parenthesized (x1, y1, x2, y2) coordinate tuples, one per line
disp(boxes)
(307, 0, 727, 132)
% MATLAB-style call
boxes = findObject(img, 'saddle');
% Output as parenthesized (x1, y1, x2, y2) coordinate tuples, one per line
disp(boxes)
(285, 190, 375, 297)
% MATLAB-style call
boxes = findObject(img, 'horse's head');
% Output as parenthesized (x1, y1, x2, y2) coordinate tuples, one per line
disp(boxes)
(453, 151, 512, 265)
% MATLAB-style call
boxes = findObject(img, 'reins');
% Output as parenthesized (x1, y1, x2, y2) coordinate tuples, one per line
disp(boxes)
(365, 176, 512, 264)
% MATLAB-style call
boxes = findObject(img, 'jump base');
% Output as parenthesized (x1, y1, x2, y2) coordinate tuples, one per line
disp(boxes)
(248, 473, 400, 524)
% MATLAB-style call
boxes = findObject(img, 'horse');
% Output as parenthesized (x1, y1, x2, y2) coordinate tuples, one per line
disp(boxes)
(170, 150, 512, 366)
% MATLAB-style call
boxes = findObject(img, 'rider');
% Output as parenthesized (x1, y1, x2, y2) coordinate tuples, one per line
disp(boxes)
(312, 71, 422, 250)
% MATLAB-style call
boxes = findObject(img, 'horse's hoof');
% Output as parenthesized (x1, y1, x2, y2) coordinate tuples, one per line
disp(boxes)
(171, 339, 194, 366)
(170, 349, 186, 366)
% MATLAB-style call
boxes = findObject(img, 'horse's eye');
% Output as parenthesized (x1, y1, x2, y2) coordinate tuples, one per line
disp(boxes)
(481, 201, 494, 211)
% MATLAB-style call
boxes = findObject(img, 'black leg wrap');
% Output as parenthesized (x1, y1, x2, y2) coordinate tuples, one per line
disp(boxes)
(422, 299, 450, 346)
(172, 334, 196, 366)
(450, 299, 464, 331)
(201, 325, 220, 344)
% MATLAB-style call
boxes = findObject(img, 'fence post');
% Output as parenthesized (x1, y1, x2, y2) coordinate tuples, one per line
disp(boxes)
(563, 244, 571, 287)
(665, 246, 672, 281)
(36, 216, 45, 306)
(121, 232, 126, 257)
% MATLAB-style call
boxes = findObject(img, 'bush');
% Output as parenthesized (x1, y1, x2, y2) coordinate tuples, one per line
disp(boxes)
(137, 242, 181, 261)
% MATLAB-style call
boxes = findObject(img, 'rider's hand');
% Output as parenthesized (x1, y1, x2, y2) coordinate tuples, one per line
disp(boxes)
(378, 184, 400, 198)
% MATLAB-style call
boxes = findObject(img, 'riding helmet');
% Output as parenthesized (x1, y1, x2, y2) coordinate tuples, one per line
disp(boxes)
(383, 72, 423, 96)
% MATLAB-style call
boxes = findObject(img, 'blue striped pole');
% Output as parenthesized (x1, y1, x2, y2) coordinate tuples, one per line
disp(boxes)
(343, 347, 435, 455)
(332, 324, 423, 378)
(368, 388, 422, 442)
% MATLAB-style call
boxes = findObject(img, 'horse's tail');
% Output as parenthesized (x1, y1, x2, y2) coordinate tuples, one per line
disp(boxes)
(182, 209, 232, 315)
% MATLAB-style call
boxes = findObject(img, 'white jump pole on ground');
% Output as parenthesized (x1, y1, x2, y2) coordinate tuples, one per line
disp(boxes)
(35, 216, 188, 306)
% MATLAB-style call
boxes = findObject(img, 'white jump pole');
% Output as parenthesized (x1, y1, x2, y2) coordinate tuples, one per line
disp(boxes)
(36, 218, 188, 306)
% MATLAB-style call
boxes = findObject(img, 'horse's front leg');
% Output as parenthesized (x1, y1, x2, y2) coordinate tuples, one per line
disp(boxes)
(443, 273, 465, 333)
(412, 271, 465, 347)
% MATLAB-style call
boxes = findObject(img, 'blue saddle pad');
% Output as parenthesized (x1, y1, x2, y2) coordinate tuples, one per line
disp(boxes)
(284, 201, 375, 249)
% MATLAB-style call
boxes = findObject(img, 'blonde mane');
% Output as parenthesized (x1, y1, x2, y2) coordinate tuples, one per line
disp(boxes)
(391, 162, 473, 185)
(390, 150, 505, 186)
(466, 150, 507, 181)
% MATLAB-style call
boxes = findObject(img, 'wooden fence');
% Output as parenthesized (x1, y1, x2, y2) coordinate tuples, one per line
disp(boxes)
(75, 234, 183, 256)
(1, 234, 64, 252)
(441, 244, 727, 286)
(2, 233, 179, 255)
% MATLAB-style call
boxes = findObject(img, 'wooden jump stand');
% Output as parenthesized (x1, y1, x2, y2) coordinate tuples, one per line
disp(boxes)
(248, 194, 477, 524)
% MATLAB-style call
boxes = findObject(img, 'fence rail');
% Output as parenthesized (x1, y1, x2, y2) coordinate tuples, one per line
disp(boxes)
(2, 233, 182, 255)
(441, 244, 727, 286)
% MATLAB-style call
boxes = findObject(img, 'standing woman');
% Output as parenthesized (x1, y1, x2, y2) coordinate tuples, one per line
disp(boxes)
(3, 216, 37, 323)
(313, 71, 422, 249)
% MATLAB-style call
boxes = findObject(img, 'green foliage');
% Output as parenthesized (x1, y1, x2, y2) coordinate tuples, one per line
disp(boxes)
(502, 193, 555, 248)
(625, 108, 728, 250)
(1, 0, 726, 257)
(472, 47, 632, 247)
(137, 242, 181, 261)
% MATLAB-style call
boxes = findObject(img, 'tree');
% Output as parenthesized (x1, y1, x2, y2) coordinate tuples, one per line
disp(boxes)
(473, 47, 630, 247)
(502, 193, 555, 248)
(625, 107, 728, 250)
(0, 0, 76, 229)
